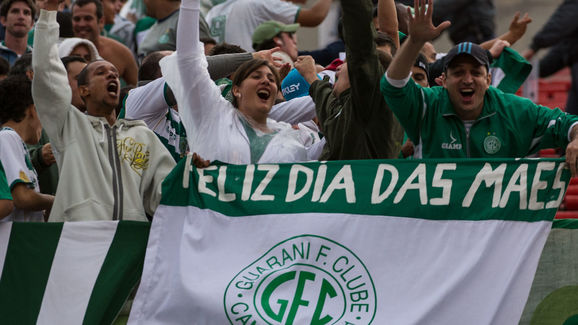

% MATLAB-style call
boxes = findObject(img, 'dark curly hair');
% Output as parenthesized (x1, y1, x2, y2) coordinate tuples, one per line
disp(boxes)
(0, 76, 33, 124)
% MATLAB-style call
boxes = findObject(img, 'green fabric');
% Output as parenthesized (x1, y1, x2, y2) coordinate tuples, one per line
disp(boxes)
(215, 77, 233, 103)
(308, 0, 404, 160)
(27, 28, 34, 47)
(491, 47, 532, 94)
(0, 223, 64, 323)
(380, 76, 578, 158)
(0, 161, 12, 200)
(134, 16, 157, 35)
(83, 221, 150, 324)
(161, 157, 569, 221)
(239, 117, 277, 164)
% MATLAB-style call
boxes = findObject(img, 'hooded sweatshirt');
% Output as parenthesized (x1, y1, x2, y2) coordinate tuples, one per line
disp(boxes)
(32, 10, 176, 222)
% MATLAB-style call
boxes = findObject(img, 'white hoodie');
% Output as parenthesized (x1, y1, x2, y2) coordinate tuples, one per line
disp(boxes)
(32, 10, 176, 222)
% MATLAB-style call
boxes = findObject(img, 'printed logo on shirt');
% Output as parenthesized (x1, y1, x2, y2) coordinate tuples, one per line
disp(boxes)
(441, 131, 462, 150)
(19, 170, 30, 183)
(158, 29, 172, 44)
(224, 235, 376, 325)
(483, 133, 502, 155)
(117, 137, 150, 176)
(282, 83, 300, 97)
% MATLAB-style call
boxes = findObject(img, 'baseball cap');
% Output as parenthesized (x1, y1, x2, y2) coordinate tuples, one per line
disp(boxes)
(444, 42, 490, 71)
(281, 68, 320, 101)
(413, 53, 429, 80)
(252, 21, 300, 48)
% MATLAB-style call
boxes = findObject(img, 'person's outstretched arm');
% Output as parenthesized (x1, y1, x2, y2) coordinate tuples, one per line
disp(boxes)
(296, 0, 333, 27)
(378, 0, 399, 49)
(387, 0, 450, 81)
(31, 0, 73, 152)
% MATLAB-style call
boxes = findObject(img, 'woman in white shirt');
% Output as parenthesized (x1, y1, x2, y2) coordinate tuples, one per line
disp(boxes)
(161, 0, 320, 164)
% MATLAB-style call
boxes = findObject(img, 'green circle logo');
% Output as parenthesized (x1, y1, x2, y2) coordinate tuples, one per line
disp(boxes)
(483, 135, 501, 154)
(224, 235, 376, 324)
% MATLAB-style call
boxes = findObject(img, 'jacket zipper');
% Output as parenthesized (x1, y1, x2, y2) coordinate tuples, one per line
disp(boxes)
(106, 125, 123, 220)
(464, 113, 495, 158)
(465, 126, 471, 158)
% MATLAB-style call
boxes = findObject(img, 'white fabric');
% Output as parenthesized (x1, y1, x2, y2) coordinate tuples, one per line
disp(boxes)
(57, 37, 102, 61)
(206, 0, 299, 51)
(124, 77, 183, 155)
(130, 205, 551, 324)
(36, 221, 118, 325)
(161, 0, 319, 164)
(269, 95, 317, 125)
(0, 222, 12, 280)
(385, 71, 412, 88)
(0, 129, 43, 222)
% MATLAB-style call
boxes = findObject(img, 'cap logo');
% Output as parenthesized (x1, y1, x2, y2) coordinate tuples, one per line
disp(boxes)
(457, 42, 473, 55)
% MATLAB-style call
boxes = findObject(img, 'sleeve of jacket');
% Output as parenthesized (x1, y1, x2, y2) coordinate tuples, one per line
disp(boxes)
(340, 0, 382, 123)
(530, 0, 578, 51)
(141, 135, 177, 216)
(308, 78, 335, 129)
(31, 10, 73, 152)
(206, 53, 253, 80)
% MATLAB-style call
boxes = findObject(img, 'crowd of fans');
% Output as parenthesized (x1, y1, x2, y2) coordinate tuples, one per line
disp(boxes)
(0, 0, 576, 224)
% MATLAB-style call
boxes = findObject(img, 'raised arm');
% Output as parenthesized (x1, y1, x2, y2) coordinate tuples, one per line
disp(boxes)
(296, 0, 333, 27)
(31, 0, 73, 152)
(378, 0, 399, 49)
(387, 0, 450, 80)
(480, 12, 532, 51)
(160, 0, 233, 155)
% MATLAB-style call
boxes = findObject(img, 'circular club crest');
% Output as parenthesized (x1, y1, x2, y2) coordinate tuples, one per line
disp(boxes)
(224, 235, 376, 324)
(483, 135, 501, 154)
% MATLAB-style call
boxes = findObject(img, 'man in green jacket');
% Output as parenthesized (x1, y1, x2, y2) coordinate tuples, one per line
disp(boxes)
(294, 0, 404, 160)
(381, 0, 578, 176)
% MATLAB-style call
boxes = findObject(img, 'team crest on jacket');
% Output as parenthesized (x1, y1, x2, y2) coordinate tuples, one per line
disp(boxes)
(483, 134, 502, 154)
(224, 235, 376, 324)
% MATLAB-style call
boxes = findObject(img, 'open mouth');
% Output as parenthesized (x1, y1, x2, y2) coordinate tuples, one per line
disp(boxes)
(107, 81, 119, 96)
(257, 89, 271, 101)
(459, 88, 475, 101)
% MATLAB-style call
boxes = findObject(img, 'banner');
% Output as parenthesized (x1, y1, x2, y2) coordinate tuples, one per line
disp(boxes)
(130, 158, 569, 324)
(520, 219, 578, 325)
(0, 221, 149, 325)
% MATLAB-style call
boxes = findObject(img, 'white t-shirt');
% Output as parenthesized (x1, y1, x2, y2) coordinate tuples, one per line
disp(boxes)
(206, 0, 300, 51)
(0, 128, 43, 222)
(123, 78, 186, 161)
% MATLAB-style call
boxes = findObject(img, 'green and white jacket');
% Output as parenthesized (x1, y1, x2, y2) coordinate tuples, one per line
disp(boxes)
(381, 74, 578, 158)
(32, 10, 176, 222)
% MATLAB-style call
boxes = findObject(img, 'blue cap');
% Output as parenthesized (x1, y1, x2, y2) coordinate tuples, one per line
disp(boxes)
(281, 68, 320, 101)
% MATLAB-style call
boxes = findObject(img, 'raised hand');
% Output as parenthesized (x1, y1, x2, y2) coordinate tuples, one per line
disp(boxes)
(253, 47, 281, 67)
(408, 0, 450, 43)
(45, 0, 64, 11)
(294, 56, 318, 84)
(489, 40, 511, 58)
(508, 12, 532, 41)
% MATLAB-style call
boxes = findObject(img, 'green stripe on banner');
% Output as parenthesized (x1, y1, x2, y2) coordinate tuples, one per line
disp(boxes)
(83, 221, 150, 325)
(553, 219, 578, 229)
(0, 222, 63, 324)
(161, 158, 569, 222)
